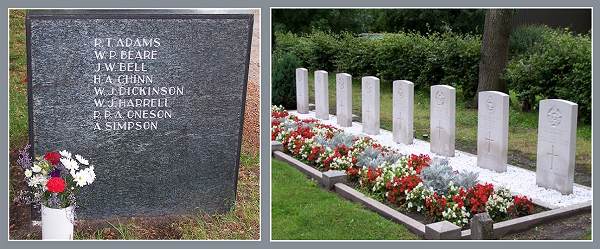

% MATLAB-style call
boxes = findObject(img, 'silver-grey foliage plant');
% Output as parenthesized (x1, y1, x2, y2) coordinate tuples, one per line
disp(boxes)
(357, 147, 383, 168)
(357, 147, 403, 168)
(317, 132, 354, 148)
(420, 157, 479, 194)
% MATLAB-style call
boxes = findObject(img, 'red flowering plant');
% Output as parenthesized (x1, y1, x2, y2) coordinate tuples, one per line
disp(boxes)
(406, 154, 431, 174)
(359, 167, 383, 192)
(509, 195, 534, 217)
(271, 105, 289, 119)
(465, 183, 495, 214)
(15, 145, 96, 209)
(386, 175, 422, 205)
(424, 192, 447, 220)
(346, 167, 360, 181)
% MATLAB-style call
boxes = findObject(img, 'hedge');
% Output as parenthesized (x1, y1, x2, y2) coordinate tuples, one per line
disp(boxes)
(271, 52, 302, 109)
(504, 26, 591, 122)
(273, 26, 591, 123)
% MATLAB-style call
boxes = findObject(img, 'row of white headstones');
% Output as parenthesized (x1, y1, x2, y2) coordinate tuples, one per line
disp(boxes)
(295, 68, 578, 195)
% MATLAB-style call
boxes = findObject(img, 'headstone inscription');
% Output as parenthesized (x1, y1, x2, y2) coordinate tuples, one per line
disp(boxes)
(295, 68, 309, 113)
(536, 99, 578, 194)
(314, 70, 329, 120)
(393, 80, 414, 145)
(477, 91, 509, 172)
(27, 10, 254, 218)
(361, 76, 380, 135)
(336, 73, 352, 127)
(430, 85, 455, 157)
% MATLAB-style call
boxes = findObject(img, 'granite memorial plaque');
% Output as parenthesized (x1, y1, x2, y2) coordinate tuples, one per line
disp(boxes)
(477, 91, 509, 172)
(27, 10, 254, 218)
(295, 68, 309, 113)
(536, 99, 578, 194)
(361, 76, 380, 135)
(335, 73, 352, 127)
(430, 85, 455, 157)
(393, 80, 414, 145)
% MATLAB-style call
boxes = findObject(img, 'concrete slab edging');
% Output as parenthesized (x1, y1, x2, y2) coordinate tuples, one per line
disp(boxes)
(333, 183, 426, 237)
(272, 150, 323, 181)
(459, 201, 591, 239)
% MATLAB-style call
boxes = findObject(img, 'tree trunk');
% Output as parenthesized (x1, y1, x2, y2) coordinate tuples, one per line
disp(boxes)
(475, 9, 514, 106)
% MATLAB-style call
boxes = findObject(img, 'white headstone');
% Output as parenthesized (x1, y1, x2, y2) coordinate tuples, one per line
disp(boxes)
(295, 68, 309, 113)
(477, 91, 509, 172)
(362, 76, 380, 135)
(430, 85, 456, 157)
(314, 70, 329, 120)
(336, 73, 353, 127)
(536, 99, 578, 194)
(393, 80, 414, 145)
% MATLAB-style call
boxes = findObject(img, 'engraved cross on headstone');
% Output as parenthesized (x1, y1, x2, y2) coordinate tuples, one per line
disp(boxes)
(365, 84, 373, 119)
(436, 120, 443, 141)
(547, 144, 559, 170)
(485, 131, 494, 153)
(339, 82, 345, 110)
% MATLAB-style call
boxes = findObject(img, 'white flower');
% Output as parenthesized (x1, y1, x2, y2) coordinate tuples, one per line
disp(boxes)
(73, 167, 96, 187)
(31, 164, 42, 173)
(73, 172, 87, 187)
(60, 158, 79, 170)
(59, 150, 72, 158)
(28, 175, 47, 187)
(75, 154, 89, 165)
(24, 169, 32, 178)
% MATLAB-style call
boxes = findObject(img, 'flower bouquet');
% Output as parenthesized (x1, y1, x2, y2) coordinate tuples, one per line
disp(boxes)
(16, 145, 96, 240)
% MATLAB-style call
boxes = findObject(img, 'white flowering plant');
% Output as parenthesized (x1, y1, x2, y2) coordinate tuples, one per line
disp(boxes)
(486, 187, 514, 221)
(16, 145, 96, 209)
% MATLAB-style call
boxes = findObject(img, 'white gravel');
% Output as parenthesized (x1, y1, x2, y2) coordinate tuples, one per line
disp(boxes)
(289, 111, 592, 209)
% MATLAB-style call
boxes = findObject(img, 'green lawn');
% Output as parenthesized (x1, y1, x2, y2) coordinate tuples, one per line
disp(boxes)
(305, 71, 592, 182)
(9, 9, 28, 150)
(271, 159, 419, 240)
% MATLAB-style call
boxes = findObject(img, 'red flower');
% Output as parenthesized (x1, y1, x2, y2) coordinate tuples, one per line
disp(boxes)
(366, 167, 382, 182)
(407, 154, 431, 174)
(510, 195, 534, 217)
(425, 192, 448, 218)
(46, 177, 66, 193)
(44, 151, 61, 165)
(346, 167, 359, 176)
(466, 183, 494, 214)
(399, 175, 422, 193)
(271, 111, 289, 119)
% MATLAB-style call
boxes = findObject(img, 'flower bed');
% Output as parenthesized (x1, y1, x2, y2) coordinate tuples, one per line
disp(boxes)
(272, 106, 537, 227)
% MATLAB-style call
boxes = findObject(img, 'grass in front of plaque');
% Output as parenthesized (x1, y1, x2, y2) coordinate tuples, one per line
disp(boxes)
(8, 9, 259, 240)
(271, 159, 418, 240)
(304, 72, 592, 185)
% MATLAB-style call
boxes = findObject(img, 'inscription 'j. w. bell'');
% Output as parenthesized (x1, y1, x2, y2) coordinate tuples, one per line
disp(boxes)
(95, 62, 147, 72)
